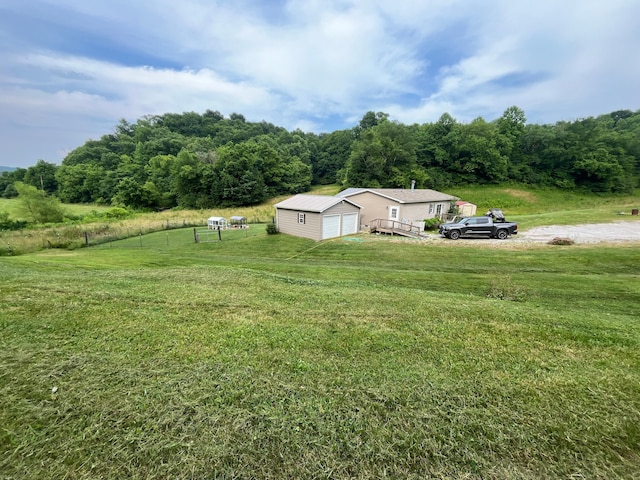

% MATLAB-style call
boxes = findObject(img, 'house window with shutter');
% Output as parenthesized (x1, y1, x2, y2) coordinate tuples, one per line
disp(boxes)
(298, 213, 306, 224)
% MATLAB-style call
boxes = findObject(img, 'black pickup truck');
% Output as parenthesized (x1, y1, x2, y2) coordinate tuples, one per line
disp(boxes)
(439, 211, 518, 240)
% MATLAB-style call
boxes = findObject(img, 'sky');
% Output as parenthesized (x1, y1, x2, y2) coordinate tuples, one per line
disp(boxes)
(1, 0, 639, 169)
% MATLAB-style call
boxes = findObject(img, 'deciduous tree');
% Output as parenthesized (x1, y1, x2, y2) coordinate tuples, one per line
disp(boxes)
(14, 182, 65, 223)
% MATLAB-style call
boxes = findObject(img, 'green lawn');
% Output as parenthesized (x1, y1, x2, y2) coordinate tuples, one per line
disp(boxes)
(447, 185, 639, 227)
(3, 184, 639, 256)
(1, 229, 639, 478)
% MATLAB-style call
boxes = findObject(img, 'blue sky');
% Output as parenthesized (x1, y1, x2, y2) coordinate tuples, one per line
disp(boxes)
(1, 0, 639, 168)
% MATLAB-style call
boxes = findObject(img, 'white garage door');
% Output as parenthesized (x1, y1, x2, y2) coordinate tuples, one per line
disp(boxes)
(341, 213, 358, 235)
(322, 214, 340, 239)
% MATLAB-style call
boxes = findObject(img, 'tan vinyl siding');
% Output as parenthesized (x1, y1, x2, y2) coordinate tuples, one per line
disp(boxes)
(344, 191, 453, 230)
(324, 201, 361, 217)
(402, 202, 452, 221)
(276, 209, 323, 241)
(276, 200, 360, 241)
(401, 201, 453, 224)
(343, 191, 390, 228)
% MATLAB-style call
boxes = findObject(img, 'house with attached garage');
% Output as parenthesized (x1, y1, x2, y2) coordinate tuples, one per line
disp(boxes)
(274, 194, 361, 241)
(336, 187, 458, 234)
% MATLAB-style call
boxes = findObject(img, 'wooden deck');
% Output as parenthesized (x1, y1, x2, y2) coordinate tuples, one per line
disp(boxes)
(369, 219, 424, 238)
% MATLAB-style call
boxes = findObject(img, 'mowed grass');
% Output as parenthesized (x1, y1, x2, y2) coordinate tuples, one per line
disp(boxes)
(446, 185, 639, 228)
(2, 184, 639, 255)
(1, 229, 639, 479)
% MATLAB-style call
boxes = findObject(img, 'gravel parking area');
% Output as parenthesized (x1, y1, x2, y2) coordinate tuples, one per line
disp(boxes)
(519, 220, 640, 244)
(418, 219, 640, 245)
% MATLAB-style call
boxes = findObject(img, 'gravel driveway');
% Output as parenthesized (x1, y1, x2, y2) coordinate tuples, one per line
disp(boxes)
(518, 219, 640, 244)
(420, 219, 640, 244)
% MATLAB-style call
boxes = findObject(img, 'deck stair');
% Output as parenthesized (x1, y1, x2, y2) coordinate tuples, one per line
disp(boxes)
(369, 219, 425, 238)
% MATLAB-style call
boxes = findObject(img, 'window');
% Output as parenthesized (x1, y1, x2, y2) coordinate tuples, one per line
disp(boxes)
(429, 204, 434, 214)
(298, 212, 306, 224)
(389, 206, 399, 220)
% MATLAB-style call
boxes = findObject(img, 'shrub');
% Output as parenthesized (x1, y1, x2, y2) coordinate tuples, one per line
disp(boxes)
(63, 213, 83, 222)
(266, 223, 279, 235)
(0, 244, 15, 256)
(14, 182, 65, 224)
(104, 207, 130, 219)
(0, 211, 28, 231)
(423, 218, 441, 231)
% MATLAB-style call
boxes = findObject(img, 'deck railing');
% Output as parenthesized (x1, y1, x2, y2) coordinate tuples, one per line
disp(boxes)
(369, 219, 423, 237)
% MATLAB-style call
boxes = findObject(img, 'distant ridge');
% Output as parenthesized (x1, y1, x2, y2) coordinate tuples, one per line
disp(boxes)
(0, 166, 16, 172)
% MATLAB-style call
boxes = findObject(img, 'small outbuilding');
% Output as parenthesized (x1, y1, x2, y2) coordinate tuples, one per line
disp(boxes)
(207, 216, 227, 230)
(230, 215, 248, 229)
(456, 201, 477, 217)
(274, 194, 361, 241)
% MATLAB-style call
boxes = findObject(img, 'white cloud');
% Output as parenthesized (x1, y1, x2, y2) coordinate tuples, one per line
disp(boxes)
(190, 1, 423, 105)
(1, 0, 639, 167)
(4, 51, 280, 126)
(389, 0, 640, 124)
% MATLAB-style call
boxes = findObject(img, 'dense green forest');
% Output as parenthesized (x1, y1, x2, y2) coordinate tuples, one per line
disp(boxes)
(1, 107, 639, 211)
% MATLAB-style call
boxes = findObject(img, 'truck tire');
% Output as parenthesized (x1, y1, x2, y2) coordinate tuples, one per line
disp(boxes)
(496, 229, 508, 240)
(449, 230, 461, 240)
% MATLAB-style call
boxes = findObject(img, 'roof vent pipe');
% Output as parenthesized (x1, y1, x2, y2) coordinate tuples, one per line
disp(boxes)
(411, 180, 416, 190)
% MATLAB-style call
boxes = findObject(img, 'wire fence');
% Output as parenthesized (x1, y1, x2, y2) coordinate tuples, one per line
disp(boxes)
(1, 218, 272, 255)
(193, 225, 259, 243)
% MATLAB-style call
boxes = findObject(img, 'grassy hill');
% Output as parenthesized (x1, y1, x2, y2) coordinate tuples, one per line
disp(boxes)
(447, 184, 640, 227)
(1, 218, 639, 478)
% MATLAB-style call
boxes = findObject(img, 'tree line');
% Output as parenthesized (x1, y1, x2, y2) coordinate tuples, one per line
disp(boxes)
(1, 107, 639, 212)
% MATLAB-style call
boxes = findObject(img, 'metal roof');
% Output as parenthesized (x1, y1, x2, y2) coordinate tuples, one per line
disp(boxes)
(335, 188, 364, 197)
(274, 194, 361, 213)
(336, 188, 458, 204)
